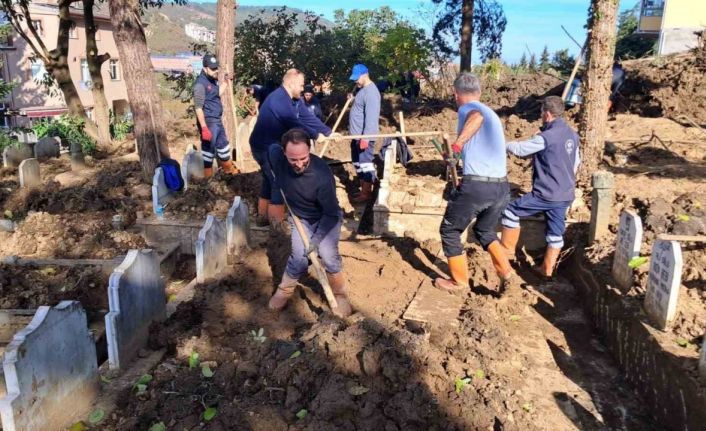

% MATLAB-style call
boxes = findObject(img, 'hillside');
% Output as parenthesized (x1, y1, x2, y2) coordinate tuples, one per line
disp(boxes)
(144, 4, 333, 54)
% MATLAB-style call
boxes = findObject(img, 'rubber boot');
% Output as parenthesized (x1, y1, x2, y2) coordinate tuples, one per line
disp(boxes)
(268, 204, 288, 235)
(203, 166, 213, 179)
(268, 273, 298, 311)
(487, 241, 515, 290)
(434, 255, 469, 292)
(256, 198, 270, 227)
(351, 181, 373, 204)
(534, 246, 562, 279)
(500, 227, 521, 260)
(327, 272, 352, 317)
(218, 159, 239, 175)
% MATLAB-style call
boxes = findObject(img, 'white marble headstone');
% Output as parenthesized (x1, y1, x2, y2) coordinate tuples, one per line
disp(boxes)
(644, 240, 683, 330)
(612, 210, 643, 291)
(18, 158, 41, 188)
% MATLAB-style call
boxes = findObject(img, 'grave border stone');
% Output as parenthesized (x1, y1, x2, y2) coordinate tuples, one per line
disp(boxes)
(611, 210, 643, 291)
(105, 249, 166, 370)
(151, 166, 172, 214)
(644, 239, 683, 330)
(226, 196, 250, 255)
(195, 215, 227, 283)
(18, 158, 41, 188)
(0, 301, 98, 431)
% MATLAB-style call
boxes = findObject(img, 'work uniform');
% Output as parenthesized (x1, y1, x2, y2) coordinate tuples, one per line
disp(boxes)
(249, 86, 332, 206)
(502, 117, 580, 250)
(193, 71, 231, 168)
(349, 83, 381, 183)
(304, 97, 324, 121)
(440, 101, 510, 257)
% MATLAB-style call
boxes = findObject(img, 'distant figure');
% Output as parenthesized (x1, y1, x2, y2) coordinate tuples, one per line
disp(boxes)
(609, 62, 626, 110)
(302, 85, 324, 121)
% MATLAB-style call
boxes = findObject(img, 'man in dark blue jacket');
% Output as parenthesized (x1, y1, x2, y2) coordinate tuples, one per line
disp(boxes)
(501, 96, 581, 278)
(302, 85, 324, 121)
(267, 128, 352, 317)
(193, 53, 238, 177)
(249, 69, 335, 229)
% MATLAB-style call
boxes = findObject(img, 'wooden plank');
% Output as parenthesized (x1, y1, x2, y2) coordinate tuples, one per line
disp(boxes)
(657, 234, 706, 243)
(403, 280, 465, 328)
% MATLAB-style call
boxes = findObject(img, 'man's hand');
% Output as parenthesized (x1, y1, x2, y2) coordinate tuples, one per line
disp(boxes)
(359, 139, 369, 150)
(451, 142, 463, 154)
(201, 127, 212, 142)
(306, 242, 318, 258)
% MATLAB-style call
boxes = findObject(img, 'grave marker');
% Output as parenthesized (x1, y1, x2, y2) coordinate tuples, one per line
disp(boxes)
(151, 167, 171, 214)
(105, 249, 166, 370)
(181, 148, 204, 190)
(0, 301, 98, 431)
(18, 158, 40, 188)
(33, 136, 61, 159)
(589, 171, 614, 243)
(2, 144, 32, 168)
(226, 196, 250, 255)
(195, 215, 227, 283)
(644, 240, 683, 330)
(611, 210, 643, 291)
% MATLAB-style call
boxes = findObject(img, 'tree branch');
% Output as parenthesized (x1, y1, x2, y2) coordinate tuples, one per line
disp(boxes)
(18, 2, 50, 57)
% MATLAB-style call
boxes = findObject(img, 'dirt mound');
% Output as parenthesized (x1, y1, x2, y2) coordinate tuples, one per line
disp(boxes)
(0, 263, 108, 310)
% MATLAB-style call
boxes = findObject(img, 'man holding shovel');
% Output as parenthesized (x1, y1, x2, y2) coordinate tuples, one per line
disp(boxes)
(348, 64, 381, 203)
(267, 128, 352, 317)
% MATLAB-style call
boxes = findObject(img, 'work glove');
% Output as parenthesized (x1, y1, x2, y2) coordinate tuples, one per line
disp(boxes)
(201, 126, 212, 142)
(359, 139, 369, 151)
(305, 242, 319, 258)
(451, 142, 462, 154)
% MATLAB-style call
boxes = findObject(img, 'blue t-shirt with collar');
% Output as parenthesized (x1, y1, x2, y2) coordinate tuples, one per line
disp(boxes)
(457, 101, 507, 178)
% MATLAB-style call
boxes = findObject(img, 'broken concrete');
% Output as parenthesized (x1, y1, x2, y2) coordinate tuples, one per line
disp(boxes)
(2, 145, 32, 169)
(18, 158, 41, 188)
(611, 210, 643, 292)
(181, 148, 204, 191)
(403, 280, 464, 328)
(226, 196, 250, 256)
(644, 240, 683, 330)
(105, 249, 166, 370)
(195, 215, 227, 283)
(0, 301, 98, 431)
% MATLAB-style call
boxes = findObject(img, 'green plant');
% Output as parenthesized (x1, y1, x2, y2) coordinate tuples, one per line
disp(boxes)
(188, 351, 200, 369)
(133, 374, 153, 394)
(32, 115, 96, 154)
(454, 376, 471, 393)
(149, 422, 166, 431)
(110, 110, 133, 141)
(0, 129, 19, 153)
(203, 407, 217, 421)
(202, 365, 214, 378)
(296, 409, 308, 420)
(88, 409, 105, 424)
(250, 327, 266, 343)
(628, 256, 648, 268)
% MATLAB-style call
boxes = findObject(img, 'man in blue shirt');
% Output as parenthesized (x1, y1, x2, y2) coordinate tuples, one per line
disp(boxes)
(267, 128, 352, 317)
(249, 69, 335, 229)
(302, 85, 324, 121)
(348, 64, 381, 203)
(501, 96, 580, 278)
(193, 54, 239, 177)
(435, 72, 514, 292)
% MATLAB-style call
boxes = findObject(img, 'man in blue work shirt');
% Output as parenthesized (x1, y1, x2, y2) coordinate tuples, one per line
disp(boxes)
(435, 72, 514, 292)
(193, 54, 239, 177)
(303, 85, 324, 121)
(348, 64, 381, 203)
(501, 96, 580, 279)
(267, 128, 352, 317)
(249, 69, 335, 229)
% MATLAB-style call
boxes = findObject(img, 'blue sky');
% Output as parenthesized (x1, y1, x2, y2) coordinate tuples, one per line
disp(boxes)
(235, 0, 638, 63)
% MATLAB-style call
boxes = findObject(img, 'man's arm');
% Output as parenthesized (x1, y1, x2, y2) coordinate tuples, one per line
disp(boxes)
(296, 99, 332, 138)
(362, 90, 381, 135)
(193, 83, 208, 149)
(452, 111, 483, 152)
(507, 135, 546, 157)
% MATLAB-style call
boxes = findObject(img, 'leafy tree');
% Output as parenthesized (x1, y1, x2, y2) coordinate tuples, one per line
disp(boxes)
(518, 52, 528, 69)
(528, 53, 537, 72)
(615, 2, 654, 59)
(551, 49, 575, 75)
(540, 45, 550, 70)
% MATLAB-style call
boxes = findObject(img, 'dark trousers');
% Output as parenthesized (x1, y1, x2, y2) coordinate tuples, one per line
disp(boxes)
(197, 121, 230, 168)
(252, 147, 283, 205)
(440, 177, 510, 257)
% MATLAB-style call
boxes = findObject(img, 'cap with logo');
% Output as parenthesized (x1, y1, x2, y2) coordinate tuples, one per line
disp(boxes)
(349, 64, 369, 81)
(203, 54, 219, 70)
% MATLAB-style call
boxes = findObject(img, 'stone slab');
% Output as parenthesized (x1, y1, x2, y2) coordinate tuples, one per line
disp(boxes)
(0, 301, 98, 431)
(195, 215, 227, 283)
(644, 240, 683, 330)
(226, 196, 250, 255)
(105, 249, 166, 370)
(151, 167, 172, 214)
(403, 281, 464, 328)
(181, 148, 204, 191)
(611, 210, 643, 291)
(18, 158, 40, 188)
(135, 218, 203, 255)
(34, 136, 60, 159)
(2, 145, 32, 169)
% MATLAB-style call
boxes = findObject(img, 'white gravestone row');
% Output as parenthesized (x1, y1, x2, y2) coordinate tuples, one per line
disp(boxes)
(181, 148, 204, 191)
(2, 145, 32, 169)
(18, 158, 41, 188)
(105, 249, 166, 370)
(33, 136, 61, 159)
(196, 215, 228, 283)
(0, 301, 99, 431)
(644, 240, 683, 330)
(611, 210, 643, 291)
(226, 196, 250, 256)
(151, 167, 172, 214)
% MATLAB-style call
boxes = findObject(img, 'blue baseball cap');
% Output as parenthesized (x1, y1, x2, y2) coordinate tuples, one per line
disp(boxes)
(349, 64, 369, 81)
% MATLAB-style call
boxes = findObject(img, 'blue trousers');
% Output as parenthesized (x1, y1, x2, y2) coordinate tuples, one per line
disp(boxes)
(197, 121, 230, 168)
(502, 192, 572, 248)
(252, 147, 283, 205)
(286, 216, 343, 279)
(351, 140, 376, 183)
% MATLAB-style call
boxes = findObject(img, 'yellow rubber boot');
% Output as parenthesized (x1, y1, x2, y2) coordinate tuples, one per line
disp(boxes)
(434, 254, 469, 292)
(218, 159, 239, 175)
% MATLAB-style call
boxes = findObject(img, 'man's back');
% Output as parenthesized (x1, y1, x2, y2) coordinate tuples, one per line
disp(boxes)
(349, 84, 381, 135)
(457, 101, 506, 178)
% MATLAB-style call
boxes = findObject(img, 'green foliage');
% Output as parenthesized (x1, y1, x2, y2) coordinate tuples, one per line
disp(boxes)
(551, 49, 575, 76)
(615, 3, 654, 59)
(0, 129, 19, 153)
(88, 409, 105, 424)
(201, 365, 214, 378)
(475, 58, 506, 81)
(31, 115, 96, 154)
(454, 376, 471, 393)
(110, 110, 133, 141)
(148, 423, 167, 431)
(528, 54, 537, 72)
(133, 374, 153, 394)
(540, 46, 550, 71)
(188, 351, 200, 369)
(296, 409, 308, 420)
(203, 407, 218, 421)
(250, 327, 266, 343)
(628, 256, 648, 268)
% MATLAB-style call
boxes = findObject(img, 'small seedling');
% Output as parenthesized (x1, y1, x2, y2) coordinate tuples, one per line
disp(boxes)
(289, 350, 301, 359)
(203, 407, 218, 421)
(454, 377, 471, 394)
(509, 315, 521, 322)
(69, 422, 86, 431)
(296, 409, 308, 420)
(250, 327, 266, 343)
(133, 374, 153, 394)
(522, 402, 533, 412)
(149, 422, 167, 431)
(474, 369, 485, 380)
(88, 409, 105, 424)
(628, 256, 648, 268)
(347, 385, 369, 396)
(677, 214, 690, 222)
(202, 365, 214, 378)
(100, 375, 112, 384)
(188, 351, 200, 369)
(676, 338, 690, 348)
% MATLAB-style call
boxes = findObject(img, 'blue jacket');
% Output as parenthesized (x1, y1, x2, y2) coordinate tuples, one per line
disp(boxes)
(195, 71, 223, 121)
(249, 86, 331, 154)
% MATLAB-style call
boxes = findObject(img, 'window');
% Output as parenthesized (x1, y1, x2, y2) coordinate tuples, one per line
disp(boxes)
(30, 60, 46, 80)
(69, 23, 78, 39)
(642, 0, 664, 16)
(109, 59, 119, 80)
(80, 59, 90, 84)
(31, 20, 43, 37)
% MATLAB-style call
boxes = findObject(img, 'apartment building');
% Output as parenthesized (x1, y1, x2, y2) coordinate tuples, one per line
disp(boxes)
(638, 0, 706, 55)
(184, 22, 215, 44)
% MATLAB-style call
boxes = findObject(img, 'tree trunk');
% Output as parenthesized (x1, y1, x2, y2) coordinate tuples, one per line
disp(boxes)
(109, 0, 170, 181)
(83, 0, 112, 149)
(215, 0, 238, 165)
(577, 0, 619, 187)
(459, 0, 474, 72)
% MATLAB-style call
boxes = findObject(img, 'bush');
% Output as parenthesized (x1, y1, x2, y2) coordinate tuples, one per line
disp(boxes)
(32, 115, 96, 154)
(0, 129, 20, 153)
(110, 110, 133, 141)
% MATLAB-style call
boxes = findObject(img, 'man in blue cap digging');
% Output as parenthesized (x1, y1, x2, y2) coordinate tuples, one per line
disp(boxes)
(348, 64, 381, 203)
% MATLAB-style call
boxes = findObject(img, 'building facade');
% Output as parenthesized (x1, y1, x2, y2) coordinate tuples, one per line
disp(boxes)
(0, 1, 129, 128)
(638, 0, 706, 55)
(184, 22, 215, 44)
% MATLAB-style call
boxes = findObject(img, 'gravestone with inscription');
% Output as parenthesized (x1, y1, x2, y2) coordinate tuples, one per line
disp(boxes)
(611, 210, 643, 291)
(34, 136, 61, 159)
(644, 240, 683, 330)
(2, 144, 33, 168)
(181, 148, 204, 191)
